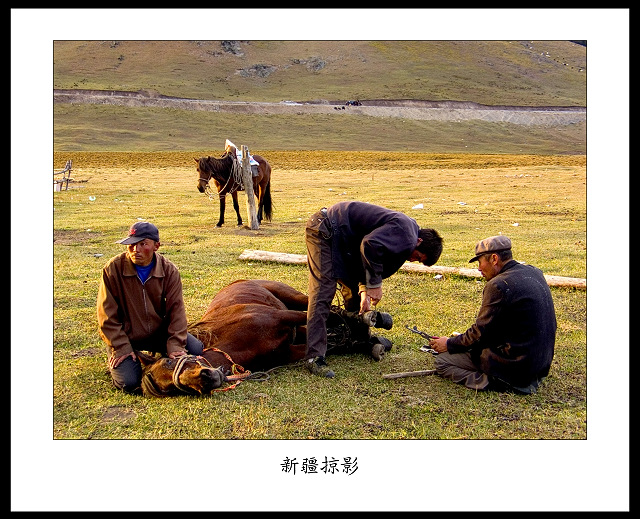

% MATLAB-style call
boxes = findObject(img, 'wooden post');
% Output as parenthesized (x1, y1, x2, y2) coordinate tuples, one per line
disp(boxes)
(241, 145, 259, 230)
(237, 249, 587, 289)
(54, 159, 73, 191)
(382, 369, 437, 379)
(64, 159, 72, 190)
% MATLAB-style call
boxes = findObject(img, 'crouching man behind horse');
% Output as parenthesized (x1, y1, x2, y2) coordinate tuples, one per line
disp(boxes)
(305, 201, 444, 378)
(428, 236, 557, 394)
(97, 221, 204, 394)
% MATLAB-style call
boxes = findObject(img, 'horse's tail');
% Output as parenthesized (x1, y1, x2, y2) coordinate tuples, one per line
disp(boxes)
(262, 180, 273, 221)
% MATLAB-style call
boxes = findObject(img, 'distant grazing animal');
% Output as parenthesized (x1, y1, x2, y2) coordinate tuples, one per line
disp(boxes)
(195, 147, 272, 227)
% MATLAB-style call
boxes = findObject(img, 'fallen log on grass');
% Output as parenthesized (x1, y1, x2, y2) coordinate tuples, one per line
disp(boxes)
(238, 250, 586, 289)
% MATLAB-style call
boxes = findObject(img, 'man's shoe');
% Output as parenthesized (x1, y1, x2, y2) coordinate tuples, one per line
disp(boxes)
(306, 356, 335, 378)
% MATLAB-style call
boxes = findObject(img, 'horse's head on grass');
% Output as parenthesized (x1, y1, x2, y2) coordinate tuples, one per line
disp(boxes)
(138, 352, 227, 398)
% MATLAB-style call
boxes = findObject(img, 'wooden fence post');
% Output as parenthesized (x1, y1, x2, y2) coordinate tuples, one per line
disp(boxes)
(54, 159, 73, 191)
(241, 145, 259, 230)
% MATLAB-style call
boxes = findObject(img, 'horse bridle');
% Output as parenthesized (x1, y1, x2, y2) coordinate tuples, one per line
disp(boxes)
(197, 154, 244, 200)
(197, 168, 218, 201)
(171, 354, 220, 393)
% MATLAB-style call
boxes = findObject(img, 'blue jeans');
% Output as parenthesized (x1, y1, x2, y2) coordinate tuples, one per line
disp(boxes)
(110, 333, 204, 393)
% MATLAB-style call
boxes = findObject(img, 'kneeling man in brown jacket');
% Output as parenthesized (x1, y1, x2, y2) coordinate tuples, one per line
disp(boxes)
(97, 221, 204, 393)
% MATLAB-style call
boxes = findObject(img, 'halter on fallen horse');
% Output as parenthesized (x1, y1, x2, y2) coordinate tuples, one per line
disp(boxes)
(171, 355, 217, 393)
(139, 348, 266, 398)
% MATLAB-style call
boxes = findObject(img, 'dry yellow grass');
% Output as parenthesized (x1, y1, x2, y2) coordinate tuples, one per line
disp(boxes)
(55, 150, 586, 171)
(53, 151, 586, 449)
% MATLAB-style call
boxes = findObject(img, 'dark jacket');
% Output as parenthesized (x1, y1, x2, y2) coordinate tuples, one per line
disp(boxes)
(447, 260, 557, 389)
(325, 201, 420, 288)
(97, 252, 188, 359)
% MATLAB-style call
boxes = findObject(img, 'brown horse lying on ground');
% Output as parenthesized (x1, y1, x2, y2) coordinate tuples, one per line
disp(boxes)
(138, 279, 393, 397)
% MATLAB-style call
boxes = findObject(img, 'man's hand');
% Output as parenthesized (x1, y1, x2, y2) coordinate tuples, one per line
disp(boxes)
(359, 286, 383, 314)
(366, 286, 383, 307)
(168, 350, 187, 359)
(359, 291, 372, 314)
(428, 336, 449, 353)
(109, 351, 136, 369)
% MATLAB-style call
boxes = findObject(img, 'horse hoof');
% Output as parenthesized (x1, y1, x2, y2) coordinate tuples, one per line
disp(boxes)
(373, 312, 393, 330)
(371, 342, 385, 361)
(377, 336, 393, 352)
(360, 311, 377, 327)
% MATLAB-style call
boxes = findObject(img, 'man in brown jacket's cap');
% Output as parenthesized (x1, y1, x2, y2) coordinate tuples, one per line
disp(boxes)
(97, 221, 204, 393)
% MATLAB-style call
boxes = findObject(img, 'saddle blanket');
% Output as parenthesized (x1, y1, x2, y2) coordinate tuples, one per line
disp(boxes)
(226, 139, 259, 166)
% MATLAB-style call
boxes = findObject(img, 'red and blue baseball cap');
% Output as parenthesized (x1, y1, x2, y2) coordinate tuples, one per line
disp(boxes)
(117, 221, 160, 245)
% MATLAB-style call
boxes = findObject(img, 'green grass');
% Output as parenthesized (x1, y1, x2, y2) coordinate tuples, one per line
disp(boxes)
(53, 151, 586, 441)
(52, 40, 587, 156)
(53, 104, 587, 155)
(53, 40, 586, 106)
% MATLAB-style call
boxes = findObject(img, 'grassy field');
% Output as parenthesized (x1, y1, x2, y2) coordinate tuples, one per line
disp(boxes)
(53, 104, 588, 155)
(53, 150, 586, 443)
(53, 40, 587, 106)
(52, 40, 587, 157)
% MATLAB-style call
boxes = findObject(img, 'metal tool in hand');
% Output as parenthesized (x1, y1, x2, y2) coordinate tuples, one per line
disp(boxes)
(405, 325, 438, 354)
(405, 325, 434, 341)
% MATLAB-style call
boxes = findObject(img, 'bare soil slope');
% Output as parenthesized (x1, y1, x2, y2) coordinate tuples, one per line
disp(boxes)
(54, 89, 586, 127)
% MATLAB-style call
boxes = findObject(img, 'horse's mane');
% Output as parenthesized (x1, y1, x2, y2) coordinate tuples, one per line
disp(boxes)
(187, 325, 218, 344)
(200, 153, 234, 175)
(137, 352, 171, 397)
(141, 371, 171, 398)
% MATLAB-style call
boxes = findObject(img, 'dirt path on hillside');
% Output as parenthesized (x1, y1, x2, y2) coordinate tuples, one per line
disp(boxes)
(54, 89, 586, 127)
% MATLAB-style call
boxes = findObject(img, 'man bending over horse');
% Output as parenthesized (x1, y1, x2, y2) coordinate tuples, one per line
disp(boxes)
(97, 221, 204, 393)
(305, 201, 443, 378)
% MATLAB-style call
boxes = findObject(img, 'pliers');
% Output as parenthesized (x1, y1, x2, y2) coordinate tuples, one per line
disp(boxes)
(405, 325, 435, 341)
(405, 325, 438, 354)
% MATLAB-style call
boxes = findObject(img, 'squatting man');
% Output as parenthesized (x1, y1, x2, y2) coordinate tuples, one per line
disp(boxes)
(428, 235, 557, 394)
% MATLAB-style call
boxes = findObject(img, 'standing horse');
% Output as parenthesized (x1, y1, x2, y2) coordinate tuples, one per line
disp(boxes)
(195, 148, 273, 227)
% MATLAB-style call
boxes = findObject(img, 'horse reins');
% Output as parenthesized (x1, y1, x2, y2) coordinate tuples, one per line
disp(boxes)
(170, 349, 257, 394)
(198, 171, 220, 201)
